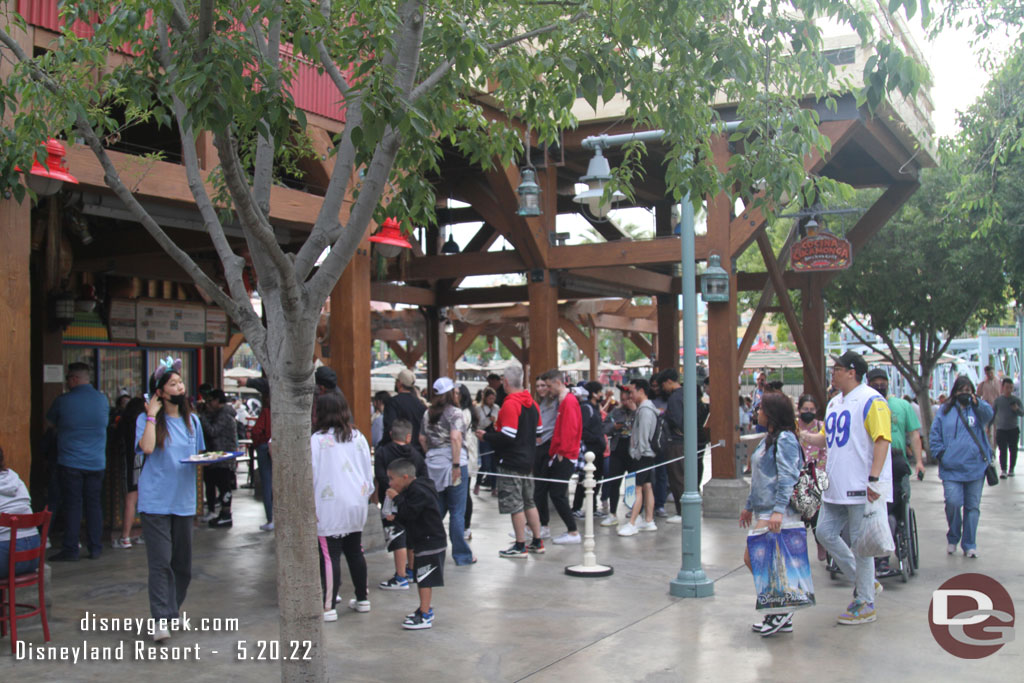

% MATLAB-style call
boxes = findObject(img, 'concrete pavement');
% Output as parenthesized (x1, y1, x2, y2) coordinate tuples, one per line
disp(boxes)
(2, 466, 1021, 682)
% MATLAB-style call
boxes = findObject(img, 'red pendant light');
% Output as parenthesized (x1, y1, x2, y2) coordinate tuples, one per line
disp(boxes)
(368, 217, 412, 258)
(24, 139, 79, 196)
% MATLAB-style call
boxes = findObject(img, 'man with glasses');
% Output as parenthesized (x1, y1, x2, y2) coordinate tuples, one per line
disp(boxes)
(804, 351, 892, 625)
(865, 368, 924, 576)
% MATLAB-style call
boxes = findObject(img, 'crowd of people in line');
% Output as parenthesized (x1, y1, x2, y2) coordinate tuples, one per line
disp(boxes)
(1, 351, 1018, 640)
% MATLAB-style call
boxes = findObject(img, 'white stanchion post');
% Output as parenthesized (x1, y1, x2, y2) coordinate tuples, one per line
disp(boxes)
(565, 451, 614, 577)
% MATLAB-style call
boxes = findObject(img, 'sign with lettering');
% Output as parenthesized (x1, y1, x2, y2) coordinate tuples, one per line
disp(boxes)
(108, 299, 138, 342)
(790, 233, 852, 272)
(137, 300, 208, 346)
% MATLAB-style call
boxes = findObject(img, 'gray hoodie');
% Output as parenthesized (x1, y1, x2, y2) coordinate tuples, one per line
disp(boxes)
(0, 469, 37, 540)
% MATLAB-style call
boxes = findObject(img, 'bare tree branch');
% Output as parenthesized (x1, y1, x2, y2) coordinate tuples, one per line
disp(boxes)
(167, 0, 191, 33)
(156, 20, 253, 311)
(252, 14, 282, 215)
(409, 9, 588, 103)
(316, 0, 351, 98)
(197, 0, 214, 45)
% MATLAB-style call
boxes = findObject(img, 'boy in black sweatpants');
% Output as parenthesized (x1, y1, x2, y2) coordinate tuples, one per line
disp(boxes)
(375, 419, 427, 590)
(386, 458, 447, 630)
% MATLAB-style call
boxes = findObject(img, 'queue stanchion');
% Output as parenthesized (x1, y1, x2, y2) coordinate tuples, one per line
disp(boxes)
(566, 451, 614, 578)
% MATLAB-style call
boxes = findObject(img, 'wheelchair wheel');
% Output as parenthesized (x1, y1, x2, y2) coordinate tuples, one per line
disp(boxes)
(897, 522, 910, 583)
(826, 553, 840, 580)
(908, 507, 919, 571)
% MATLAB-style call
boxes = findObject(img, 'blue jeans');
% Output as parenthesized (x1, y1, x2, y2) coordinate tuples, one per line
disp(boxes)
(0, 534, 41, 578)
(653, 461, 669, 509)
(256, 443, 273, 523)
(943, 477, 984, 551)
(59, 465, 105, 557)
(437, 465, 473, 565)
(816, 501, 875, 604)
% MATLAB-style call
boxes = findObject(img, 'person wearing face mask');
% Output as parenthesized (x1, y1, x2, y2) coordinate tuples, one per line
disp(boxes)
(795, 394, 827, 561)
(136, 358, 206, 642)
(928, 375, 993, 559)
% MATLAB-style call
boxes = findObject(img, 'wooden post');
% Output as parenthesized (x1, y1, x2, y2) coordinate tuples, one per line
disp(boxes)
(330, 239, 372, 438)
(802, 275, 827, 407)
(705, 139, 738, 479)
(528, 272, 559, 379)
(656, 293, 679, 371)
(424, 307, 450, 388)
(0, 195, 33, 480)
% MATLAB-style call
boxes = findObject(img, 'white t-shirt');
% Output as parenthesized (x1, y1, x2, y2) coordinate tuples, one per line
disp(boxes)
(823, 383, 893, 505)
(310, 428, 373, 537)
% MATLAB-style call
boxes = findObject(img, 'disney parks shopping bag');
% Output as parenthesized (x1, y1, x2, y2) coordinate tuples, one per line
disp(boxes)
(747, 525, 816, 614)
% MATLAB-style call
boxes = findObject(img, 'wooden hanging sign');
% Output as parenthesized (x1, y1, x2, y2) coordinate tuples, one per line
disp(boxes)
(790, 232, 852, 271)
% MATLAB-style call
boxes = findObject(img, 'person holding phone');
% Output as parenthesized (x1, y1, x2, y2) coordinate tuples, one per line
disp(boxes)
(135, 358, 205, 642)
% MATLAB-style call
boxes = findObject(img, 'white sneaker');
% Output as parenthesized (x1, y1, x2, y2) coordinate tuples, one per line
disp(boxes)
(463, 529, 472, 541)
(617, 523, 639, 537)
(323, 609, 338, 622)
(538, 526, 551, 540)
(200, 510, 218, 523)
(153, 628, 171, 642)
(553, 532, 582, 544)
(348, 599, 371, 613)
(600, 516, 619, 527)
(260, 522, 275, 531)
(637, 519, 658, 532)
(966, 548, 979, 558)
(946, 543, 956, 555)
(666, 515, 683, 524)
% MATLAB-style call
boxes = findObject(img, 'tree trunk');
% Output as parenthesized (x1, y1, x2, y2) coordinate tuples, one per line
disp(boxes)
(263, 309, 326, 682)
(913, 381, 934, 453)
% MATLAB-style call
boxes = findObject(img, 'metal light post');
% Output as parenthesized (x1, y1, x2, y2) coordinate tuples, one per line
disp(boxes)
(669, 193, 714, 597)
(578, 123, 740, 598)
(1018, 306, 1024, 446)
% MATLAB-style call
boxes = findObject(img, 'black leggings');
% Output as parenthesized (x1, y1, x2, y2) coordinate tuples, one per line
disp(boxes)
(318, 532, 367, 611)
(997, 428, 1019, 473)
(464, 483, 473, 529)
(602, 442, 631, 514)
(203, 468, 235, 513)
(572, 441, 605, 512)
(534, 456, 577, 532)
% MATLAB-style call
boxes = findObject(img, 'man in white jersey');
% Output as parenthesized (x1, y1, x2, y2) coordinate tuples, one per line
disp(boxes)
(802, 350, 892, 625)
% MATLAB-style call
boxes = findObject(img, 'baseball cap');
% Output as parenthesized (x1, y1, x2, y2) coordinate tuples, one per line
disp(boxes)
(397, 368, 416, 388)
(116, 386, 130, 399)
(865, 368, 888, 383)
(572, 386, 589, 399)
(830, 351, 868, 378)
(314, 366, 338, 390)
(432, 376, 455, 395)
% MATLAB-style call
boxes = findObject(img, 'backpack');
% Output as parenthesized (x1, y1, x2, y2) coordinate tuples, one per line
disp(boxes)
(772, 435, 829, 521)
(647, 406, 669, 458)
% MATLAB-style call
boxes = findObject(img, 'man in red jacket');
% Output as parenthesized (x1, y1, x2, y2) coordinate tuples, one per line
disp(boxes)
(532, 370, 582, 544)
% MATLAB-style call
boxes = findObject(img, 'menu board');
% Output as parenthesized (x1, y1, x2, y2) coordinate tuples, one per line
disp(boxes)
(205, 307, 230, 346)
(108, 299, 138, 341)
(136, 300, 208, 346)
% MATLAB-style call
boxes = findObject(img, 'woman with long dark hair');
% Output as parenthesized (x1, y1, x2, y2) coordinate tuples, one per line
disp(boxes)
(114, 397, 146, 549)
(458, 384, 479, 538)
(136, 359, 204, 642)
(739, 391, 804, 636)
(311, 391, 374, 621)
(929, 375, 994, 558)
(795, 393, 827, 561)
(419, 377, 474, 565)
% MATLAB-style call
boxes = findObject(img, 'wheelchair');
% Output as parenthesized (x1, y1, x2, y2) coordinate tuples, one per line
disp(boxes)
(824, 475, 919, 583)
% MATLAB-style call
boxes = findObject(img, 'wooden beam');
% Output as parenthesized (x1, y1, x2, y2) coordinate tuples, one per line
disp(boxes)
(855, 117, 923, 182)
(65, 145, 347, 231)
(801, 275, 827, 405)
(656, 294, 678, 370)
(736, 305, 769, 371)
(592, 313, 657, 334)
(484, 165, 552, 269)
(844, 181, 920, 255)
(452, 323, 487, 361)
(437, 285, 529, 307)
(497, 335, 528, 365)
(0, 193, 31, 483)
(564, 266, 673, 294)
(373, 328, 408, 342)
(559, 316, 593, 354)
(445, 224, 500, 289)
(627, 332, 654, 357)
(370, 282, 436, 306)
(550, 236, 705, 269)
(223, 333, 246, 363)
(756, 232, 826, 407)
(402, 249, 525, 280)
(528, 273, 560, 377)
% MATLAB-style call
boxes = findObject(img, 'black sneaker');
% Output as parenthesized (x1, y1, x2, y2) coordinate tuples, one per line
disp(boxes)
(754, 613, 793, 636)
(402, 608, 434, 630)
(379, 575, 410, 591)
(209, 513, 233, 529)
(528, 539, 545, 555)
(499, 543, 528, 559)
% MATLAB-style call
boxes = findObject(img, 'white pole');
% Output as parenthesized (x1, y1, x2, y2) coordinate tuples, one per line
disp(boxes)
(565, 451, 613, 577)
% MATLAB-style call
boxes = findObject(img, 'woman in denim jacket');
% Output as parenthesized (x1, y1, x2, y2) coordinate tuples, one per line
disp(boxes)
(740, 391, 804, 636)
(929, 375, 993, 558)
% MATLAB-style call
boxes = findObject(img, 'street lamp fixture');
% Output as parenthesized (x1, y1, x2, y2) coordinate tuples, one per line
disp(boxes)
(701, 253, 730, 303)
(368, 217, 412, 258)
(573, 147, 625, 222)
(22, 138, 79, 196)
(516, 167, 542, 217)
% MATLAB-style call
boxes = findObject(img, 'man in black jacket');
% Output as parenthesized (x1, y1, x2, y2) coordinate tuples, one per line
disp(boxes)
(479, 365, 544, 558)
(387, 459, 446, 630)
(380, 368, 427, 452)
